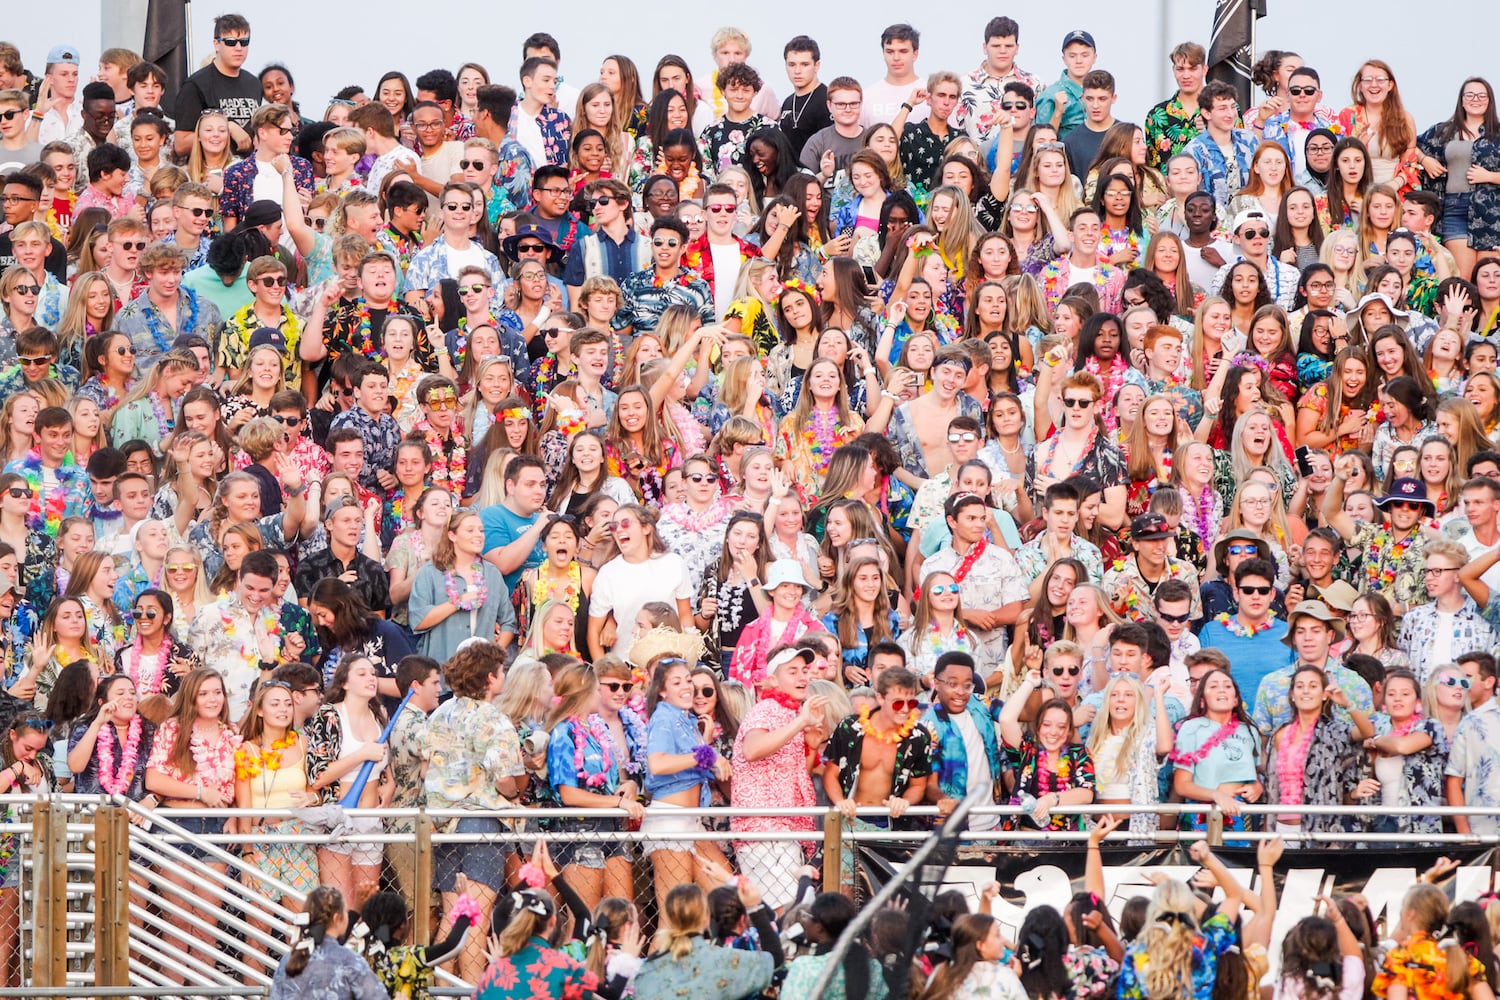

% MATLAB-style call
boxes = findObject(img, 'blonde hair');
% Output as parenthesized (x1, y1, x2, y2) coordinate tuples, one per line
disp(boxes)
(186, 111, 234, 182)
(1086, 675, 1152, 784)
(496, 660, 551, 727)
(654, 884, 709, 960)
(236, 416, 283, 463)
(1141, 879, 1201, 1000)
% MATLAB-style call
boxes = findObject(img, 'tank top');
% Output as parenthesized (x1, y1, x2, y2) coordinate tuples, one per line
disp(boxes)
(335, 702, 387, 787)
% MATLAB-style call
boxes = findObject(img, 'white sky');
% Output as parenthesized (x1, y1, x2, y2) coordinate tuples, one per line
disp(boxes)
(8, 1, 1486, 130)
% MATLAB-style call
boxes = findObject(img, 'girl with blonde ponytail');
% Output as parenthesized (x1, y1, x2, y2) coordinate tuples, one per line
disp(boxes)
(631, 881, 780, 1000)
(270, 885, 384, 999)
(1119, 876, 1241, 1000)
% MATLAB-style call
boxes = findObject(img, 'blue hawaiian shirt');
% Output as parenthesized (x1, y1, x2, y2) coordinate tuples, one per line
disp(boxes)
(922, 696, 1004, 802)
(404, 239, 502, 293)
(1183, 128, 1262, 212)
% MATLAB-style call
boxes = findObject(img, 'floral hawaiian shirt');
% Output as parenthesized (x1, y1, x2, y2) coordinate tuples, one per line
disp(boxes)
(1182, 128, 1261, 212)
(535, 105, 572, 166)
(1014, 530, 1105, 583)
(826, 711, 934, 803)
(1375, 932, 1484, 1000)
(218, 155, 315, 223)
(613, 265, 715, 333)
(330, 406, 404, 491)
(421, 695, 524, 813)
(1347, 521, 1429, 612)
(485, 137, 536, 227)
(955, 63, 1043, 140)
(1369, 713, 1446, 837)
(1250, 659, 1372, 734)
(1144, 93, 1210, 168)
(406, 239, 502, 293)
(1002, 731, 1096, 832)
(922, 541, 1028, 672)
(1101, 555, 1202, 623)
(116, 288, 223, 371)
(1445, 704, 1500, 837)
(698, 113, 770, 178)
(1119, 911, 1236, 1000)
(218, 302, 303, 381)
(1398, 596, 1498, 682)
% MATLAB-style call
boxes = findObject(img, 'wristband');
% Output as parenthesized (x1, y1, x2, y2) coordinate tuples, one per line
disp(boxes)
(901, 102, 914, 112)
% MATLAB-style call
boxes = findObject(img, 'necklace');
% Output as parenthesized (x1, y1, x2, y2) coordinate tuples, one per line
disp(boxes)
(127, 632, 169, 695)
(350, 300, 384, 361)
(444, 559, 488, 611)
(234, 730, 298, 779)
(1214, 612, 1272, 639)
(96, 716, 143, 796)
(1169, 716, 1243, 767)
(534, 561, 582, 611)
(148, 391, 176, 435)
(571, 714, 614, 788)
(857, 704, 920, 745)
(787, 90, 814, 129)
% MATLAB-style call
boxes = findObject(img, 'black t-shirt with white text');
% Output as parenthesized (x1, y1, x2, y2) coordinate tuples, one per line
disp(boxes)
(174, 64, 262, 134)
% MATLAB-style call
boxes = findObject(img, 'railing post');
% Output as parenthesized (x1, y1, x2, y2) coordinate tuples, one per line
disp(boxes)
(94, 804, 130, 988)
(822, 810, 843, 893)
(31, 799, 68, 988)
(414, 809, 433, 946)
(1206, 805, 1224, 847)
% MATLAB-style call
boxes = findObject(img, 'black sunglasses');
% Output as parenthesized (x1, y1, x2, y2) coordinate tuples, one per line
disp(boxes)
(182, 206, 213, 217)
(1158, 611, 1192, 624)
(1050, 665, 1082, 677)
(6, 487, 33, 499)
(131, 607, 160, 620)
(1239, 585, 1274, 596)
(1061, 397, 1093, 408)
(271, 414, 303, 426)
(458, 159, 490, 170)
(216, 36, 251, 46)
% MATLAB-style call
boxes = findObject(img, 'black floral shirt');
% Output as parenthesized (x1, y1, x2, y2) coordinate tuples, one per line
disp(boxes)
(825, 714, 933, 803)
(1144, 93, 1209, 169)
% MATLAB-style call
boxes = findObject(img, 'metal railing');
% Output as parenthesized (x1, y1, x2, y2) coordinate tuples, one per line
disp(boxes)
(8, 794, 1500, 997)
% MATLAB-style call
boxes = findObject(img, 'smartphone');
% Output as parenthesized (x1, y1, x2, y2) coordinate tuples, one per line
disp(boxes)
(1294, 446, 1315, 479)
(839, 221, 856, 240)
(860, 264, 879, 287)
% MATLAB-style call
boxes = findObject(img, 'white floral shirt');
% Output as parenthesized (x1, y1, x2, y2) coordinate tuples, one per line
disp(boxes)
(921, 542, 1027, 675)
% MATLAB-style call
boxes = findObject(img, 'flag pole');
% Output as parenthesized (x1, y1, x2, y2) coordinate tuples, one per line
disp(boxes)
(184, 0, 193, 70)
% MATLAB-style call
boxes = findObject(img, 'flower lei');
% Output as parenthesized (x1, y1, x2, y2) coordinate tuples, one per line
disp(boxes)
(452, 317, 470, 372)
(1388, 713, 1423, 739)
(1363, 525, 1416, 591)
(1084, 356, 1130, 427)
(927, 619, 971, 658)
(662, 496, 733, 533)
(1214, 612, 1272, 638)
(1183, 483, 1217, 546)
(422, 426, 467, 494)
(142, 290, 199, 353)
(764, 689, 803, 712)
(149, 391, 176, 435)
(1035, 748, 1073, 794)
(350, 300, 383, 361)
(803, 406, 848, 476)
(444, 559, 488, 611)
(567, 714, 613, 788)
(126, 632, 168, 696)
(234, 731, 299, 780)
(857, 704, 920, 745)
(534, 561, 582, 612)
(497, 406, 530, 423)
(17, 450, 83, 537)
(1168, 716, 1243, 768)
(1276, 717, 1317, 813)
(96, 716, 143, 796)
(221, 599, 282, 668)
(953, 537, 989, 585)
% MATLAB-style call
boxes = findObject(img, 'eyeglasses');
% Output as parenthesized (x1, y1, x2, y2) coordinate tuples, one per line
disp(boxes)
(6, 487, 32, 499)
(600, 680, 634, 693)
(694, 685, 715, 698)
(216, 36, 251, 46)
(256, 275, 288, 287)
(929, 583, 960, 595)
(116, 240, 147, 251)
(1050, 665, 1082, 677)
(1463, 92, 1489, 102)
(0, 193, 38, 202)
(1225, 544, 1257, 556)
(1425, 566, 1458, 576)
(686, 472, 718, 484)
(1239, 585, 1274, 596)
(1241, 228, 1270, 240)
(271, 414, 303, 426)
(1439, 674, 1473, 690)
(1158, 611, 1192, 624)
(131, 607, 159, 620)
(1241, 497, 1272, 507)
(652, 238, 681, 248)
(1061, 397, 1094, 408)
(413, 120, 445, 131)
(1360, 76, 1391, 86)
(17, 355, 53, 366)
(537, 186, 572, 196)
(459, 159, 491, 170)
(458, 284, 490, 295)
(1286, 86, 1318, 97)
(443, 202, 474, 212)
(947, 432, 978, 443)
(886, 698, 919, 714)
(1000, 101, 1030, 110)
(181, 206, 213, 217)
(831, 101, 862, 110)
(706, 204, 736, 214)
(13, 285, 40, 296)
(1307, 281, 1336, 292)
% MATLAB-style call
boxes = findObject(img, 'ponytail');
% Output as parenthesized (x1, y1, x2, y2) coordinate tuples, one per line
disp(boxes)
(286, 886, 344, 978)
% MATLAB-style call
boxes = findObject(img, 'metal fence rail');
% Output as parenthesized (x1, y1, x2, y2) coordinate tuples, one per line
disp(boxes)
(6, 792, 1500, 997)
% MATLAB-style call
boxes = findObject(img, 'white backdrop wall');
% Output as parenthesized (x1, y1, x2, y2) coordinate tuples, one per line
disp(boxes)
(3, 1, 1487, 135)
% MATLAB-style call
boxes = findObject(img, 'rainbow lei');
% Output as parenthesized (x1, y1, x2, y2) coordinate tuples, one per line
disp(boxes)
(421, 425, 467, 494)
(444, 559, 489, 611)
(350, 300, 383, 361)
(1214, 612, 1272, 638)
(803, 407, 848, 476)
(220, 600, 283, 668)
(1363, 526, 1415, 592)
(571, 714, 614, 789)
(452, 317, 469, 372)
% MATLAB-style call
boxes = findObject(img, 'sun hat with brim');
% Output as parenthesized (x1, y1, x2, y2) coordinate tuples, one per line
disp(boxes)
(1375, 477, 1435, 513)
(1212, 528, 1271, 568)
(501, 223, 564, 263)
(763, 558, 814, 596)
(1281, 600, 1346, 646)
(626, 626, 706, 669)
(1317, 580, 1360, 613)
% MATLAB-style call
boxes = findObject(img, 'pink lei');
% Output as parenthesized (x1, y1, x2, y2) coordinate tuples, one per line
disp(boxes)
(1085, 356, 1132, 430)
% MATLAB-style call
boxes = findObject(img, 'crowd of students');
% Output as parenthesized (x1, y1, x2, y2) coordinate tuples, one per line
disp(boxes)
(3, 9, 1500, 1000)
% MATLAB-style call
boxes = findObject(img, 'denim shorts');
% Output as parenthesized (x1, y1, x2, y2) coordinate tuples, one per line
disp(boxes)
(1442, 192, 1472, 241)
(173, 814, 226, 862)
(434, 816, 511, 892)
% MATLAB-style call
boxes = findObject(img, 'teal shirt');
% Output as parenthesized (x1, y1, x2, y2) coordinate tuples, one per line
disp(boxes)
(1036, 73, 1086, 136)
(182, 265, 252, 320)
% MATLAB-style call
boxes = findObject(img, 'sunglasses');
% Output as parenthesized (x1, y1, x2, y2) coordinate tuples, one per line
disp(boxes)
(271, 125, 294, 136)
(311, 217, 328, 230)
(271, 414, 303, 426)
(947, 432, 978, 443)
(0, 109, 24, 122)
(6, 487, 33, 499)
(425, 396, 459, 410)
(652, 238, 681, 248)
(256, 275, 288, 287)
(116, 240, 147, 251)
(131, 607, 159, 620)
(1239, 585, 1274, 596)
(260, 679, 292, 692)
(600, 680, 634, 693)
(1050, 665, 1082, 677)
(886, 698, 920, 714)
(516, 243, 548, 253)
(1158, 611, 1192, 624)
(686, 472, 718, 484)
(165, 563, 195, 572)
(610, 518, 638, 531)
(17, 355, 52, 366)
(112, 345, 136, 357)
(1225, 543, 1257, 556)
(443, 202, 474, 213)
(706, 204, 736, 214)
(1391, 500, 1426, 511)
(1287, 86, 1318, 96)
(929, 583, 960, 595)
(1000, 101, 1031, 110)
(1439, 674, 1473, 690)
(15, 716, 53, 732)
(216, 36, 251, 46)
(1241, 228, 1270, 240)
(1061, 397, 1094, 408)
(13, 285, 40, 296)
(458, 159, 490, 170)
(695, 685, 716, 698)
(459, 283, 490, 295)
(182, 206, 213, 217)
